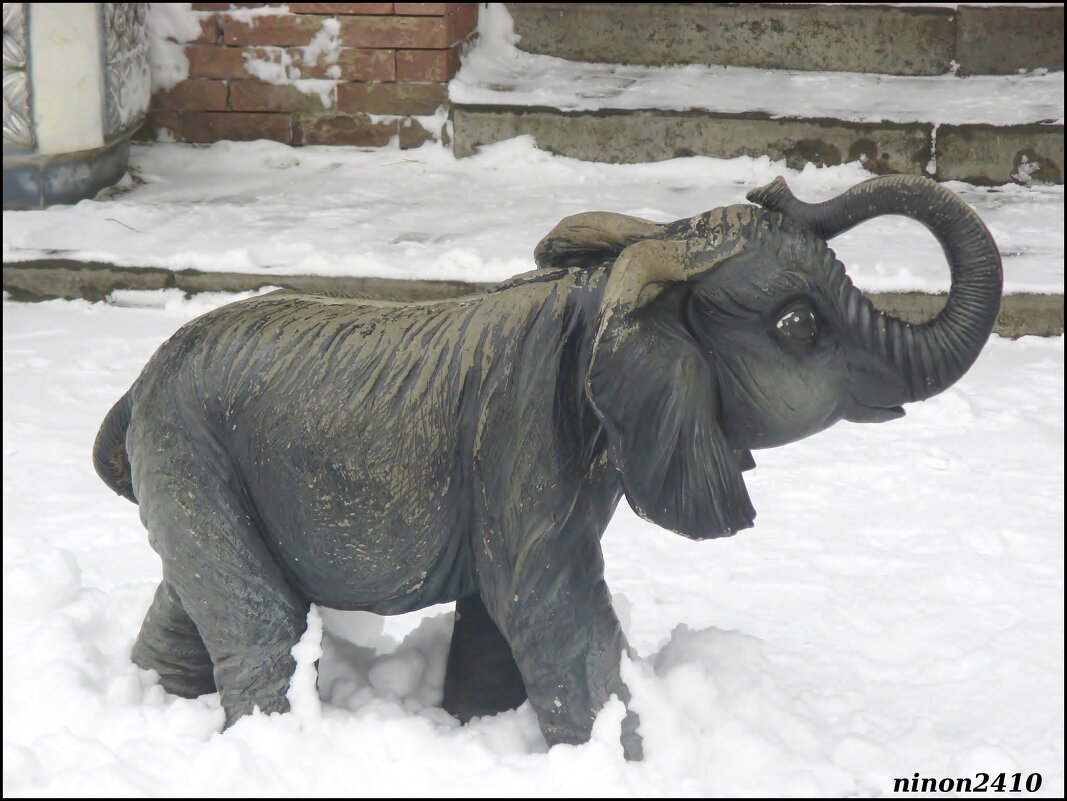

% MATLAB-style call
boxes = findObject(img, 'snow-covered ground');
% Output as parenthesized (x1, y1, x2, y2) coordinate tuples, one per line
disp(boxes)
(3, 287, 1064, 795)
(2, 138, 1064, 294)
(452, 5, 1065, 125)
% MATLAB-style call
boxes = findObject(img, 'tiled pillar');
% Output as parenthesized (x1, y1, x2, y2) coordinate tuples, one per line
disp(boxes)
(2, 3, 151, 209)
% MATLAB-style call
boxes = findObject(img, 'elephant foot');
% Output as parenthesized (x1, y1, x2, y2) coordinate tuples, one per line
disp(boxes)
(442, 595, 528, 722)
(208, 649, 299, 728)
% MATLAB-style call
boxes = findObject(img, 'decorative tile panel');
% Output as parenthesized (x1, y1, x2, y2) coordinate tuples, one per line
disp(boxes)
(3, 2, 33, 150)
(102, 2, 150, 137)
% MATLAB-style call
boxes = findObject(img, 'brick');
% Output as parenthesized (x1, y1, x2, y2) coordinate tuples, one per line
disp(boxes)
(397, 48, 444, 81)
(293, 113, 396, 146)
(181, 111, 290, 143)
(446, 3, 477, 42)
(394, 3, 450, 15)
(290, 47, 395, 81)
(187, 45, 395, 82)
(231, 80, 336, 113)
(340, 15, 449, 49)
(192, 3, 271, 9)
(192, 14, 221, 44)
(396, 50, 447, 82)
(397, 41, 463, 80)
(398, 117, 436, 148)
(290, 3, 394, 12)
(134, 110, 181, 142)
(337, 82, 447, 115)
(152, 79, 228, 111)
(187, 45, 255, 78)
(223, 13, 322, 46)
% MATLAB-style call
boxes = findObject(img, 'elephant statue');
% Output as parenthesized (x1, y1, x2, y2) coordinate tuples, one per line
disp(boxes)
(93, 175, 1002, 760)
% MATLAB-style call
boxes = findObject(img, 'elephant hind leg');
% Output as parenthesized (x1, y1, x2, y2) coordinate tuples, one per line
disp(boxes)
(442, 594, 528, 722)
(132, 581, 216, 698)
(133, 430, 309, 728)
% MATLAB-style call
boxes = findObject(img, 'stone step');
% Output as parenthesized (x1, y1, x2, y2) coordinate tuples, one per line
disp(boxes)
(450, 9, 1064, 184)
(506, 3, 1064, 76)
(3, 259, 1063, 339)
(452, 106, 1063, 185)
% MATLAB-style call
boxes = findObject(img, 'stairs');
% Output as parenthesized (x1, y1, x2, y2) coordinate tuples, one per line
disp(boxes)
(450, 4, 1064, 185)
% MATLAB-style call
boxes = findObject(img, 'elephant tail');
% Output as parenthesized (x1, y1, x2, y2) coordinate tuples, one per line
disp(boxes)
(93, 394, 136, 503)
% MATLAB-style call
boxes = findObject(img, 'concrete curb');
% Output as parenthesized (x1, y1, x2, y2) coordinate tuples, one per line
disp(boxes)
(2, 260, 490, 304)
(4, 260, 1062, 338)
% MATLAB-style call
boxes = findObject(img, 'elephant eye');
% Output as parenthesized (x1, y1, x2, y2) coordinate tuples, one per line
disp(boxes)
(775, 303, 818, 343)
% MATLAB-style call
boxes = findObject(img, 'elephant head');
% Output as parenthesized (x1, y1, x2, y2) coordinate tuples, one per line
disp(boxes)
(537, 175, 1003, 541)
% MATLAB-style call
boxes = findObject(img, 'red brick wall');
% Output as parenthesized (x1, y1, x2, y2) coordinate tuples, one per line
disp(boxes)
(138, 3, 479, 147)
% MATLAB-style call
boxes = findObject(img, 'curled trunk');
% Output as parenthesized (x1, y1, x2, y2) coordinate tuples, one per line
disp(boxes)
(748, 175, 1003, 403)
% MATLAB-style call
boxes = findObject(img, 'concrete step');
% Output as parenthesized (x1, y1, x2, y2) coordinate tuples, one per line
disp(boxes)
(451, 9, 1064, 184)
(452, 106, 1064, 185)
(3, 259, 1063, 338)
(506, 3, 1064, 76)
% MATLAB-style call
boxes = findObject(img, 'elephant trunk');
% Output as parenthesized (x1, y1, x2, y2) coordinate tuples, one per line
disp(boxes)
(748, 175, 1003, 403)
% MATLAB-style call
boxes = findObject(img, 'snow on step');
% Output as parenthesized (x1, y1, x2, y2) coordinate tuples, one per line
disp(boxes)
(452, 5, 1063, 126)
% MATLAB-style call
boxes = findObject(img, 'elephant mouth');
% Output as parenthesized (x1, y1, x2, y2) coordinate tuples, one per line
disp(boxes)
(845, 403, 906, 424)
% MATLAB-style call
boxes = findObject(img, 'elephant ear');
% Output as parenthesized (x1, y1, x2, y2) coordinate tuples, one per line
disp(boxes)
(586, 239, 756, 540)
(534, 212, 667, 269)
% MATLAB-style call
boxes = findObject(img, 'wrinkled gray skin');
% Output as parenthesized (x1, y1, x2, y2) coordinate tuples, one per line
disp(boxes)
(94, 175, 1001, 760)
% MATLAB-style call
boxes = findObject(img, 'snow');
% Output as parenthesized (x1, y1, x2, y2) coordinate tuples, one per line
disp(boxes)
(451, 5, 1064, 126)
(219, 3, 292, 24)
(287, 607, 324, 727)
(242, 15, 341, 109)
(3, 291, 1063, 796)
(300, 17, 342, 75)
(146, 3, 202, 92)
(2, 138, 1063, 294)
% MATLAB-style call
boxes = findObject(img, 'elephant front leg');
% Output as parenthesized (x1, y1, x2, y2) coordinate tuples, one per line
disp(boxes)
(442, 594, 528, 721)
(478, 532, 642, 760)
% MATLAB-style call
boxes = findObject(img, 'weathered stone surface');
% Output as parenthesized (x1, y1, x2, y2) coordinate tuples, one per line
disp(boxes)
(506, 3, 957, 75)
(2, 260, 488, 303)
(453, 105, 933, 172)
(454, 105, 1064, 185)
(956, 5, 1065, 76)
(173, 270, 486, 300)
(868, 292, 1063, 339)
(3, 262, 172, 301)
(937, 124, 1064, 186)
(507, 3, 1064, 76)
